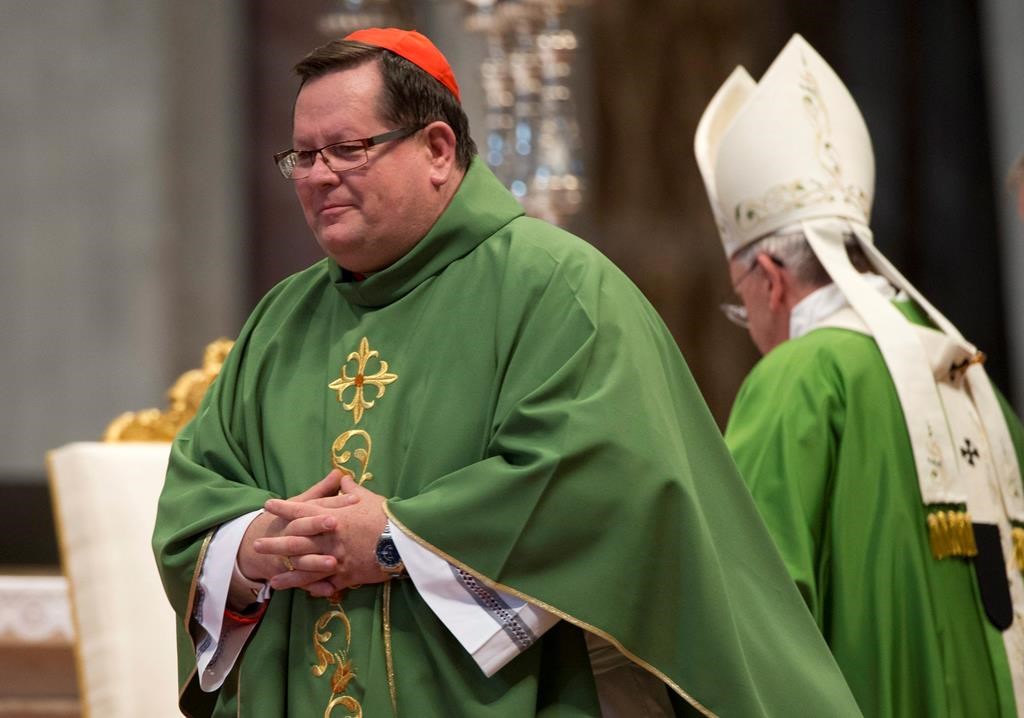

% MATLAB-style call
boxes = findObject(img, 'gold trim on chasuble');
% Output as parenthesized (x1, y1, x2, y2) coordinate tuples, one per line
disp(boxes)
(384, 509, 720, 718)
(314, 337, 399, 717)
(179, 532, 215, 708)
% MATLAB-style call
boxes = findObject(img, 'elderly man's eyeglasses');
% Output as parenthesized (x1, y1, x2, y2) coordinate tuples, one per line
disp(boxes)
(273, 125, 424, 180)
(719, 254, 784, 329)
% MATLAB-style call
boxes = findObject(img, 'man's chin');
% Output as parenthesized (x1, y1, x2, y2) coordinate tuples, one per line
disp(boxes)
(320, 242, 384, 274)
(315, 226, 409, 274)
(317, 231, 362, 261)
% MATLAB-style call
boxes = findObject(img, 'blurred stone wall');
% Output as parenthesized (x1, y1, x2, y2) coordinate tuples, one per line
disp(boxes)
(0, 1, 246, 480)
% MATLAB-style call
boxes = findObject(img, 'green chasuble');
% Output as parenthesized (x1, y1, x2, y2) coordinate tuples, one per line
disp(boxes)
(154, 159, 860, 717)
(726, 302, 1024, 718)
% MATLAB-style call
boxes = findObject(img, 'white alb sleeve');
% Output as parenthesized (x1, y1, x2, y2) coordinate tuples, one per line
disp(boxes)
(389, 520, 559, 677)
(195, 509, 270, 691)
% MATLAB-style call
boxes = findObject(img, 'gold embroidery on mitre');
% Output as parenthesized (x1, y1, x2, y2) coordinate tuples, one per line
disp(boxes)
(331, 430, 374, 485)
(734, 51, 870, 232)
(328, 337, 398, 424)
(927, 509, 978, 560)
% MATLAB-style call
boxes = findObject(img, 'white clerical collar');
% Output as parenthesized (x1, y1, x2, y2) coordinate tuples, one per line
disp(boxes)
(789, 272, 897, 340)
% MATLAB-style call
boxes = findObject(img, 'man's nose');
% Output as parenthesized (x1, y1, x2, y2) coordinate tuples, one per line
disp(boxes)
(307, 150, 339, 183)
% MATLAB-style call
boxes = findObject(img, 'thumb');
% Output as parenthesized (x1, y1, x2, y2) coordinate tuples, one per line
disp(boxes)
(339, 473, 372, 496)
(293, 469, 342, 502)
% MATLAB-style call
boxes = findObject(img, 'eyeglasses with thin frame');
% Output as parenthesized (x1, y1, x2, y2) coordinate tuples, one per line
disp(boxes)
(719, 254, 784, 329)
(273, 125, 425, 180)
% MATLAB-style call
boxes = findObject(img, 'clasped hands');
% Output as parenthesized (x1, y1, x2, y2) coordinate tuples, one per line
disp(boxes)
(237, 469, 390, 599)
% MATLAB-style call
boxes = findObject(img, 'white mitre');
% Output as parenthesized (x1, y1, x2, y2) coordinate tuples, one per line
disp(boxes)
(694, 34, 1024, 559)
(695, 34, 873, 255)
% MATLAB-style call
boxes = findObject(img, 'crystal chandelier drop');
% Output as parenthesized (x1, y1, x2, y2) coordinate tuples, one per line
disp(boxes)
(318, 0, 587, 227)
(318, 0, 410, 36)
(466, 0, 586, 227)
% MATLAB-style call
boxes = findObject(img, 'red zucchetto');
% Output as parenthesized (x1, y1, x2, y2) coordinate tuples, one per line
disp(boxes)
(345, 27, 461, 102)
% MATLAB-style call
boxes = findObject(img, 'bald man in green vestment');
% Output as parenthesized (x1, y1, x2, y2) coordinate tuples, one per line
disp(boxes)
(696, 35, 1024, 717)
(152, 29, 860, 718)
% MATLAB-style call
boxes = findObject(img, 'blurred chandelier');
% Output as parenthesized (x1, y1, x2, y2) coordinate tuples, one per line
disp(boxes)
(319, 0, 587, 227)
(466, 0, 586, 227)
(318, 0, 407, 35)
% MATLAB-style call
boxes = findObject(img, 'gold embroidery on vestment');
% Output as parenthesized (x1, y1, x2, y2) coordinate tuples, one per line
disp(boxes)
(331, 430, 374, 485)
(316, 336, 400, 716)
(313, 594, 363, 718)
(328, 337, 398, 424)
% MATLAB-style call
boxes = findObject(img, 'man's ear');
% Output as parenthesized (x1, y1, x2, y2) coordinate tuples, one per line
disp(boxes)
(758, 253, 787, 311)
(422, 121, 457, 187)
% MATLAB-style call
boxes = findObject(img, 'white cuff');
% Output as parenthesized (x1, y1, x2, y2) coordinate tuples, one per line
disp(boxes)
(390, 520, 558, 676)
(195, 509, 270, 691)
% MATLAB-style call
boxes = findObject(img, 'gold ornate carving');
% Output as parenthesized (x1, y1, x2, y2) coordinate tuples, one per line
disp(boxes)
(331, 430, 373, 485)
(328, 337, 398, 424)
(734, 51, 870, 231)
(103, 338, 234, 442)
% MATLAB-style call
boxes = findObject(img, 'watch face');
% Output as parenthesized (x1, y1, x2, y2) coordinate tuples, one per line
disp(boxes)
(376, 536, 402, 569)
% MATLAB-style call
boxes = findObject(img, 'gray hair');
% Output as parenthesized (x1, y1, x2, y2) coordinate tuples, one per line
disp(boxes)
(732, 230, 873, 288)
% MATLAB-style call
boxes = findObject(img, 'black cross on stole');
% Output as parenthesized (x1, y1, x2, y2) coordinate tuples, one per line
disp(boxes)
(960, 438, 980, 467)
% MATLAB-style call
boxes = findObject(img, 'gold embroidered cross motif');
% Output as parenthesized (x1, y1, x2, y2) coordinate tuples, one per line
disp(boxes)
(328, 337, 398, 424)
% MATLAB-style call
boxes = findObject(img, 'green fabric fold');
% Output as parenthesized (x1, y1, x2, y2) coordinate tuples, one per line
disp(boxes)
(726, 313, 1022, 717)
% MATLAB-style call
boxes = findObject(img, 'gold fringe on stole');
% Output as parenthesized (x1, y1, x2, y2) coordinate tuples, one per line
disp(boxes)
(927, 510, 978, 560)
(1012, 526, 1024, 571)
